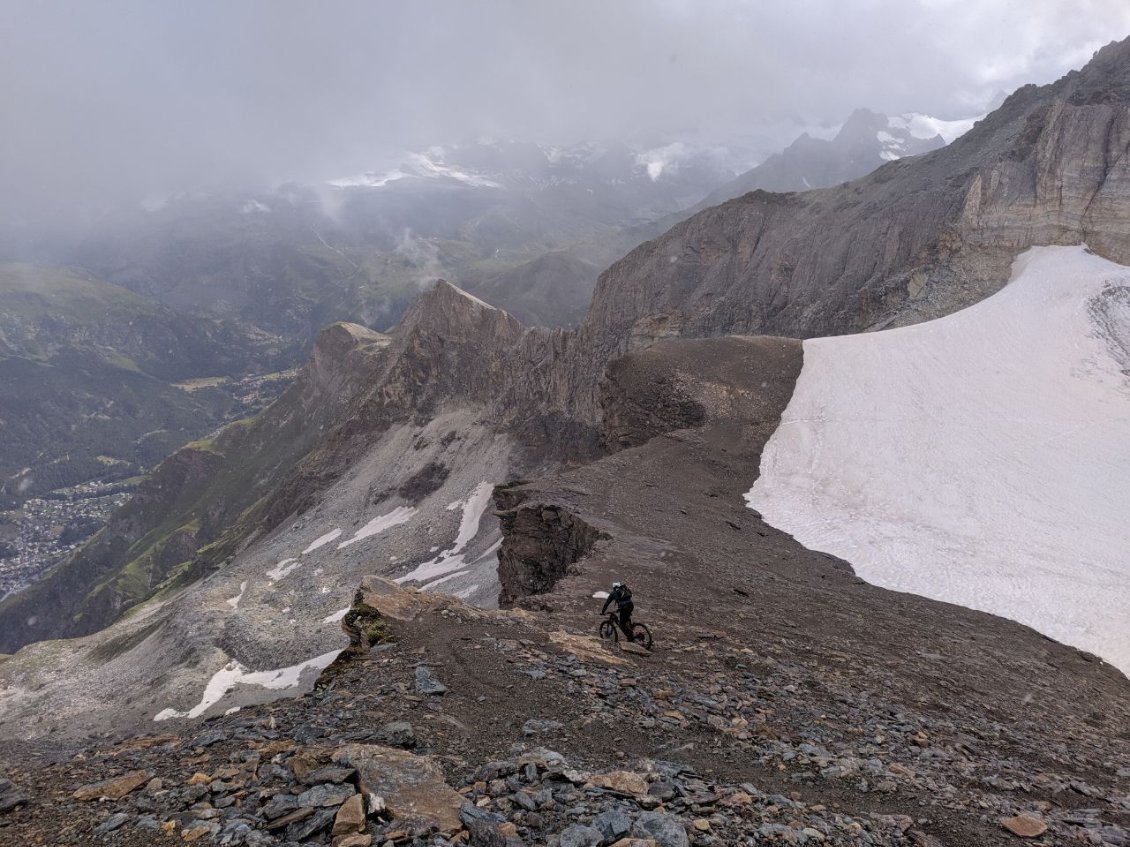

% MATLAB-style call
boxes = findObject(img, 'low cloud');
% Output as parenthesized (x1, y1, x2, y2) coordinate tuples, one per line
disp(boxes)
(1, 0, 1128, 221)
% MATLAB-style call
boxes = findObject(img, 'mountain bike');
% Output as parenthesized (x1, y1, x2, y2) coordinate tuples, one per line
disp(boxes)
(599, 611, 653, 650)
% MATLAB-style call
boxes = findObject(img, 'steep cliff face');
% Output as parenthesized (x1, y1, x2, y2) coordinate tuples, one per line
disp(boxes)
(580, 39, 1130, 357)
(0, 322, 390, 651)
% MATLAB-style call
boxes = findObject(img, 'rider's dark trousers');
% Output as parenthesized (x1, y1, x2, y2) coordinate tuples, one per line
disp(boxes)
(618, 602, 634, 640)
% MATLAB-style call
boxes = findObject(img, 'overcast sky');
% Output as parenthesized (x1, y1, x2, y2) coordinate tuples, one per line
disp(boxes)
(2, 0, 1129, 218)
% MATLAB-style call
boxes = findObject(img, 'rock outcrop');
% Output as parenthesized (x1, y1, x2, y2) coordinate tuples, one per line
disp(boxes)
(494, 493, 607, 607)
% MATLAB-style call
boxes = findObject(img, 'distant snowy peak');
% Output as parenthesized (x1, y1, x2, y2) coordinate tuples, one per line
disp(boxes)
(877, 112, 983, 161)
(327, 140, 738, 192)
(328, 149, 503, 190)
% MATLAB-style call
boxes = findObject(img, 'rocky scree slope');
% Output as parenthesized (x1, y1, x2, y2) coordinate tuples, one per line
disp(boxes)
(1, 336, 1127, 847)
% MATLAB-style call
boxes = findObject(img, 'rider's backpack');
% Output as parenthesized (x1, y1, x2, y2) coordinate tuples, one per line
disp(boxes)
(619, 584, 633, 603)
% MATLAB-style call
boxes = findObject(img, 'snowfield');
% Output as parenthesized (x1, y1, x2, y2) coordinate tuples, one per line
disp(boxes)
(747, 246, 1130, 675)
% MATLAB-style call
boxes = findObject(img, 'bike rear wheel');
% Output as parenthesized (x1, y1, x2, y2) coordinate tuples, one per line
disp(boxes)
(631, 623, 653, 650)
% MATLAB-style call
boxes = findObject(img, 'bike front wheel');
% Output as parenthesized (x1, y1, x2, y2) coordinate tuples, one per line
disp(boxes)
(599, 619, 617, 642)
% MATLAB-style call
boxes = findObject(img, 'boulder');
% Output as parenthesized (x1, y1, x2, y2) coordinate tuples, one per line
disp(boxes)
(559, 824, 603, 847)
(334, 744, 463, 835)
(632, 811, 689, 847)
(72, 769, 151, 801)
(415, 665, 448, 695)
(296, 783, 356, 807)
(1001, 814, 1048, 838)
(586, 770, 650, 797)
(592, 809, 633, 841)
(332, 794, 366, 836)
(0, 777, 29, 814)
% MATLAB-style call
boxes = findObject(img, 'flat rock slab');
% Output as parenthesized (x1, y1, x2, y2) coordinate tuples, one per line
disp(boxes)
(332, 794, 366, 836)
(334, 744, 463, 835)
(548, 631, 628, 665)
(1001, 814, 1048, 838)
(72, 770, 151, 801)
(620, 642, 652, 656)
(586, 771, 650, 797)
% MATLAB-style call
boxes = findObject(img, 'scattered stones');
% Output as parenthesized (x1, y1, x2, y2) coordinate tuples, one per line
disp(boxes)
(522, 719, 564, 736)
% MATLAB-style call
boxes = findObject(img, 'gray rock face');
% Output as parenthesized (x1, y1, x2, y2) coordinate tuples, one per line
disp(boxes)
(414, 665, 448, 695)
(632, 811, 690, 847)
(699, 107, 947, 209)
(582, 39, 1130, 359)
(558, 823, 603, 847)
(591, 809, 633, 841)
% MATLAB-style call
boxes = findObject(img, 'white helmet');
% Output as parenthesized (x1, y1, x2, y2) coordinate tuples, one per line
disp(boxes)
(612, 581, 621, 589)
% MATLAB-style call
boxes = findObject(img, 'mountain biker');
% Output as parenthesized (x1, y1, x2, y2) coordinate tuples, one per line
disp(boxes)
(601, 581, 635, 642)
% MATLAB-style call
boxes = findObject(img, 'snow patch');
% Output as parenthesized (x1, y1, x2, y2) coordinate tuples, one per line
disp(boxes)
(322, 607, 349, 624)
(747, 246, 1130, 675)
(266, 558, 301, 582)
(395, 482, 495, 586)
(225, 581, 248, 609)
(153, 648, 342, 721)
(889, 112, 981, 143)
(303, 528, 342, 554)
(337, 507, 416, 549)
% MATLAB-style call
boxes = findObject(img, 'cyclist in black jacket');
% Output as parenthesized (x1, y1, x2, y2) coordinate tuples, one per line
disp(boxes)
(601, 582, 635, 641)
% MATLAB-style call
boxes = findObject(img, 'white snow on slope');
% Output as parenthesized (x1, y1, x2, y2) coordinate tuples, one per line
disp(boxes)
(395, 482, 495, 586)
(330, 151, 502, 190)
(266, 558, 301, 582)
(747, 246, 1130, 675)
(890, 112, 982, 143)
(303, 528, 342, 554)
(337, 507, 416, 550)
(322, 607, 349, 624)
(225, 581, 248, 609)
(153, 649, 342, 721)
